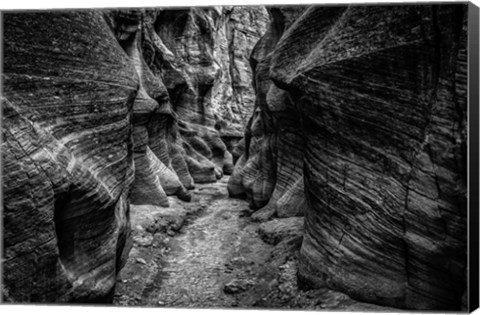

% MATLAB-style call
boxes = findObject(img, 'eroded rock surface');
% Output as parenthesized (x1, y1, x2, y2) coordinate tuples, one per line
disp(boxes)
(144, 7, 268, 184)
(258, 217, 304, 245)
(104, 7, 268, 202)
(3, 4, 468, 309)
(2, 11, 137, 302)
(228, 7, 309, 219)
(229, 4, 468, 310)
(2, 7, 267, 303)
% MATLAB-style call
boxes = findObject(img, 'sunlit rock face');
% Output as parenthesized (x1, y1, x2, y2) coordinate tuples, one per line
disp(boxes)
(106, 7, 268, 195)
(230, 4, 467, 310)
(2, 11, 137, 302)
(2, 7, 267, 303)
(150, 7, 268, 182)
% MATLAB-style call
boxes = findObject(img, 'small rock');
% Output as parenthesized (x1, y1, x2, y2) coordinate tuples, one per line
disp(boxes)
(136, 258, 147, 265)
(268, 278, 279, 290)
(167, 230, 175, 237)
(230, 256, 248, 267)
(223, 278, 253, 294)
(258, 217, 304, 245)
(279, 283, 291, 293)
(133, 234, 153, 247)
(251, 206, 275, 222)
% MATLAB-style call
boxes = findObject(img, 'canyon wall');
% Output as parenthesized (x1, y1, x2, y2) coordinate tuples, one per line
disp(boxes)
(2, 7, 267, 302)
(228, 7, 309, 219)
(105, 7, 268, 207)
(2, 11, 137, 302)
(229, 4, 468, 310)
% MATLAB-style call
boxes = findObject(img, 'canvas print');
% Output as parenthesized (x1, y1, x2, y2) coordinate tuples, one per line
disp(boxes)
(1, 2, 477, 312)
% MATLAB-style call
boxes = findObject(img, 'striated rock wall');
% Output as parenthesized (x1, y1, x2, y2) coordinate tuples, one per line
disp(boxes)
(149, 7, 268, 182)
(2, 7, 267, 303)
(228, 7, 309, 217)
(103, 6, 268, 204)
(229, 4, 468, 310)
(2, 11, 138, 302)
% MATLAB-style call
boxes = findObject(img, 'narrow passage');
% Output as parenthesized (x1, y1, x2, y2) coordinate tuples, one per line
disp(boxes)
(113, 176, 396, 311)
(113, 176, 275, 307)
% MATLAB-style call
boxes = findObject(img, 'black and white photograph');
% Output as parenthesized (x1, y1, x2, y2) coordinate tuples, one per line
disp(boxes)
(1, 0, 479, 313)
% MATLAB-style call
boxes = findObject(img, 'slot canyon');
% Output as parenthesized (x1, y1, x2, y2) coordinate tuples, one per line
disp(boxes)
(1, 3, 469, 311)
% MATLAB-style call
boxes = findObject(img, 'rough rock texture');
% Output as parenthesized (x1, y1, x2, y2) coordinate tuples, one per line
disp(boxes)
(229, 4, 468, 310)
(2, 11, 137, 302)
(104, 7, 268, 204)
(228, 7, 309, 219)
(258, 217, 304, 245)
(144, 7, 268, 183)
(2, 7, 267, 303)
(104, 10, 190, 208)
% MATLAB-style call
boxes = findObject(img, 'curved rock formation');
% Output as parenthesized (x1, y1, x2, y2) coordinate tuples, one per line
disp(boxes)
(151, 7, 268, 182)
(104, 10, 191, 207)
(2, 6, 267, 303)
(2, 11, 137, 302)
(106, 7, 268, 203)
(229, 4, 468, 310)
(228, 7, 309, 217)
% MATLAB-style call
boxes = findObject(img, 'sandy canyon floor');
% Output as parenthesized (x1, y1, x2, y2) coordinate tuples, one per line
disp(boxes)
(113, 176, 395, 311)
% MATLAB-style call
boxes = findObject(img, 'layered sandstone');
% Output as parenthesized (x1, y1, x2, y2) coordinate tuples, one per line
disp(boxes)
(2, 7, 267, 303)
(150, 7, 268, 183)
(2, 11, 137, 302)
(230, 4, 468, 310)
(228, 7, 308, 218)
(109, 7, 268, 205)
